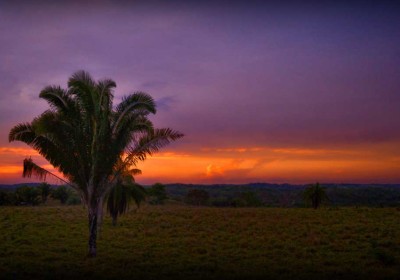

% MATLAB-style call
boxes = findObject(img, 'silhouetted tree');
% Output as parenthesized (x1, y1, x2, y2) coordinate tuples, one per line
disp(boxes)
(106, 164, 146, 226)
(107, 183, 146, 226)
(9, 70, 183, 257)
(147, 183, 168, 205)
(15, 185, 41, 206)
(38, 182, 51, 204)
(303, 182, 328, 209)
(0, 190, 16, 206)
(51, 186, 69, 204)
(0, 190, 8, 206)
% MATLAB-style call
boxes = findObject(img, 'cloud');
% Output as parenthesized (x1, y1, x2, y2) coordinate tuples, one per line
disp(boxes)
(156, 96, 176, 111)
(141, 80, 168, 90)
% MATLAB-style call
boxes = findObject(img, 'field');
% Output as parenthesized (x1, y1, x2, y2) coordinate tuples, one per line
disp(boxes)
(1, 205, 400, 279)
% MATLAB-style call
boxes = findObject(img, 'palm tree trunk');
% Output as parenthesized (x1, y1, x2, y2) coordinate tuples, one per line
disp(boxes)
(97, 196, 104, 235)
(88, 208, 98, 257)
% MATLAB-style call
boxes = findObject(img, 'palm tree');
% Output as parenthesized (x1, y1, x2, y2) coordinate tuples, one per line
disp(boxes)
(107, 182, 146, 226)
(9, 70, 183, 257)
(106, 162, 146, 226)
(303, 182, 328, 209)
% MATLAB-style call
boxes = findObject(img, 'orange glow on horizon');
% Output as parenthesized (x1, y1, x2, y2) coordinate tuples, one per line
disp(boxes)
(134, 143, 400, 184)
(1, 143, 400, 185)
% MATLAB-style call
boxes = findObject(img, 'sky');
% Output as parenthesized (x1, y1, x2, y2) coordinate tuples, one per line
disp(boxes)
(1, 0, 400, 185)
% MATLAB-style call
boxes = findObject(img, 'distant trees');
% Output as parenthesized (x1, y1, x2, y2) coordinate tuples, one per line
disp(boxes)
(0, 190, 15, 206)
(38, 182, 51, 204)
(0, 184, 82, 206)
(303, 182, 328, 209)
(15, 186, 41, 206)
(186, 189, 210, 206)
(232, 191, 263, 207)
(51, 186, 69, 204)
(147, 183, 168, 205)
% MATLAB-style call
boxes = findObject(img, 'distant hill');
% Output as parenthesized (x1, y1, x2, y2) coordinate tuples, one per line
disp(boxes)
(0, 183, 61, 191)
(0, 183, 43, 191)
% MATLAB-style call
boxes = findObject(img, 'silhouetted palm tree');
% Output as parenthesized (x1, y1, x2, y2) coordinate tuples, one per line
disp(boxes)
(106, 162, 146, 226)
(9, 71, 183, 257)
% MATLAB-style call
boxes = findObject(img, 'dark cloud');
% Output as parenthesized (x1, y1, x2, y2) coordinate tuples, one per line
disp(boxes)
(156, 96, 176, 111)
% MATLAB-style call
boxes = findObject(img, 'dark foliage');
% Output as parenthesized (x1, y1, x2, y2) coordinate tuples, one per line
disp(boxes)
(303, 182, 328, 209)
(15, 186, 41, 206)
(51, 186, 70, 204)
(147, 183, 168, 205)
(185, 189, 210, 206)
(38, 182, 51, 203)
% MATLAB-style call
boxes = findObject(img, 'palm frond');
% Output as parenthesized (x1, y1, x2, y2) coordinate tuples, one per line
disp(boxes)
(9, 123, 36, 143)
(111, 116, 154, 160)
(39, 86, 71, 112)
(126, 128, 184, 165)
(68, 70, 96, 90)
(129, 168, 142, 176)
(130, 183, 147, 207)
(97, 79, 116, 111)
(22, 157, 72, 186)
(68, 70, 97, 118)
(23, 157, 49, 180)
(112, 92, 156, 135)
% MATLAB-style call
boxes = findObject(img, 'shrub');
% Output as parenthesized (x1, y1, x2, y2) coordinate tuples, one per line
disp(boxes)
(15, 186, 41, 206)
(51, 186, 70, 204)
(147, 183, 168, 205)
(185, 189, 210, 206)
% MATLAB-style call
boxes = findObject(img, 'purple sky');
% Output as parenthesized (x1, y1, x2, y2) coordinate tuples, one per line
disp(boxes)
(1, 1, 400, 183)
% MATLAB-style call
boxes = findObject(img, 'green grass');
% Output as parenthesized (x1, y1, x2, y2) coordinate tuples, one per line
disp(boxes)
(1, 205, 400, 279)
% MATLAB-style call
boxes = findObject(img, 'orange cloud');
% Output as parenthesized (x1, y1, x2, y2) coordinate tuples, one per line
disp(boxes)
(1, 142, 400, 185)
(0, 165, 22, 174)
(0, 146, 64, 184)
(135, 142, 400, 184)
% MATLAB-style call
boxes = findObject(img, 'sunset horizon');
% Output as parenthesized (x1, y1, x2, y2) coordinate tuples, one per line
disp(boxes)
(1, 1, 399, 186)
(2, 2, 400, 278)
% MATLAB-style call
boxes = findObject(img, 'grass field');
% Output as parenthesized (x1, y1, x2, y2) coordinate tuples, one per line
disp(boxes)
(1, 205, 400, 279)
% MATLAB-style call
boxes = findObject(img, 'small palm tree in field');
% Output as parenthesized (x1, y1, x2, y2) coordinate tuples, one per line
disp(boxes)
(106, 163, 146, 226)
(303, 182, 328, 209)
(9, 71, 183, 257)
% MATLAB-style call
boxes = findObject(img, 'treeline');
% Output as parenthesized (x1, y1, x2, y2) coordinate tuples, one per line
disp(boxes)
(0, 183, 171, 208)
(0, 183, 80, 206)
(2, 183, 400, 208)
(164, 183, 400, 207)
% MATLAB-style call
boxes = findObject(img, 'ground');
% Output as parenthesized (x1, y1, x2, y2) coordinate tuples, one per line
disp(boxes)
(0, 205, 400, 279)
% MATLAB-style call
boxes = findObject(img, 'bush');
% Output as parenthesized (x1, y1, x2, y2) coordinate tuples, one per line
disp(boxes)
(51, 186, 70, 204)
(15, 186, 41, 206)
(147, 183, 168, 205)
(232, 191, 263, 207)
(0, 190, 16, 206)
(66, 194, 81, 205)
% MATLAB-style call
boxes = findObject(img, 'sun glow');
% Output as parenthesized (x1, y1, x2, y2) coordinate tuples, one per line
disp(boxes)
(133, 143, 400, 184)
(1, 142, 400, 185)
